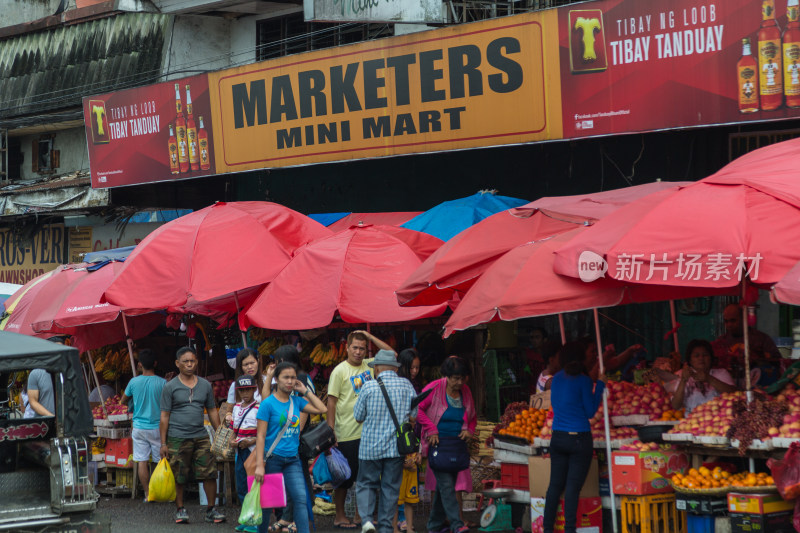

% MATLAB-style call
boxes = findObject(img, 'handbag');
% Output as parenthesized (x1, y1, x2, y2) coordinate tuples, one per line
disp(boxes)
(428, 435, 470, 473)
(213, 403, 256, 461)
(376, 376, 419, 456)
(299, 420, 336, 459)
(244, 398, 293, 508)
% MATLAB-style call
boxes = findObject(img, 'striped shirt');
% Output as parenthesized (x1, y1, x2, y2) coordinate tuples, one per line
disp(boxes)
(230, 401, 259, 451)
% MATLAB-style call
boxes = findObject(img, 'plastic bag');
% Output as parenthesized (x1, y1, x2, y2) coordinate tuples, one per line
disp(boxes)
(239, 478, 263, 527)
(768, 441, 800, 500)
(148, 458, 176, 502)
(312, 453, 332, 485)
(326, 447, 352, 487)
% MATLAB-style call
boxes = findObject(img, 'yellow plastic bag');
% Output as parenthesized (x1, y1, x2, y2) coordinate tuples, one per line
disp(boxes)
(148, 458, 176, 502)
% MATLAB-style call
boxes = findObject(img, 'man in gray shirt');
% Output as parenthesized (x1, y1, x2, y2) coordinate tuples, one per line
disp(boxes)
(26, 368, 55, 418)
(160, 346, 224, 525)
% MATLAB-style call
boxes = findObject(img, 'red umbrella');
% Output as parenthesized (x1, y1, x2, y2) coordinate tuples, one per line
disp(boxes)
(244, 224, 447, 330)
(1, 269, 61, 337)
(771, 260, 800, 305)
(555, 138, 800, 288)
(397, 182, 687, 307)
(103, 202, 332, 314)
(29, 262, 163, 354)
(328, 212, 422, 233)
(443, 228, 732, 337)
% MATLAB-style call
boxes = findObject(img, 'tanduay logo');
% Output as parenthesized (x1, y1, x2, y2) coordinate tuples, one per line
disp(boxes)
(578, 251, 608, 282)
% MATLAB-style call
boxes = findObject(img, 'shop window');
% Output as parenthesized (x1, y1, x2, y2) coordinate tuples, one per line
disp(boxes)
(256, 13, 392, 61)
(31, 135, 59, 174)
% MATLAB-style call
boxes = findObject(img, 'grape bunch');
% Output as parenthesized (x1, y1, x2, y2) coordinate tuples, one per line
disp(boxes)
(726, 393, 787, 455)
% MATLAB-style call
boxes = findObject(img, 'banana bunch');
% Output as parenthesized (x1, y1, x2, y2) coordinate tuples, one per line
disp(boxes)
(92, 342, 132, 380)
(257, 338, 282, 358)
(250, 328, 269, 342)
(309, 342, 340, 366)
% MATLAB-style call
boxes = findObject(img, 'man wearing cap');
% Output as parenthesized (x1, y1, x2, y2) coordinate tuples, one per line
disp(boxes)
(327, 330, 393, 529)
(225, 374, 261, 528)
(353, 349, 417, 533)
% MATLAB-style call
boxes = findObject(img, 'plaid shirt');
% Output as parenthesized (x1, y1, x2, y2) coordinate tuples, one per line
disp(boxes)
(353, 371, 417, 460)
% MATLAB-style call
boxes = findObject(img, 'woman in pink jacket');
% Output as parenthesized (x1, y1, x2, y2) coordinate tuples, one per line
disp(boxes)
(418, 356, 477, 533)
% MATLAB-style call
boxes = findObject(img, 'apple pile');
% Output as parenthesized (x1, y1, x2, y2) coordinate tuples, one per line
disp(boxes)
(212, 379, 234, 399)
(92, 395, 128, 419)
(669, 392, 744, 437)
(620, 440, 675, 452)
(606, 381, 673, 420)
(772, 387, 800, 439)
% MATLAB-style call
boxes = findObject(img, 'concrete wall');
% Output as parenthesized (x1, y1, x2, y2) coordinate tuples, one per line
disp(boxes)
(229, 7, 303, 67)
(1, 0, 64, 28)
(19, 127, 88, 181)
(165, 15, 234, 80)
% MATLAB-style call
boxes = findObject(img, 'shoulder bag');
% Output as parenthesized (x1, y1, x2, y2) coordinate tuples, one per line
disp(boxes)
(299, 419, 336, 459)
(376, 376, 419, 456)
(428, 435, 470, 473)
(212, 403, 255, 461)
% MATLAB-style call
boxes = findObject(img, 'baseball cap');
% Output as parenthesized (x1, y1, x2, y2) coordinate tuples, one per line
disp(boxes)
(236, 375, 257, 389)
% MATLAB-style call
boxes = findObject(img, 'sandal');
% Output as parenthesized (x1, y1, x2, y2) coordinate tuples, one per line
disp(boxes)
(268, 522, 291, 533)
(287, 524, 297, 533)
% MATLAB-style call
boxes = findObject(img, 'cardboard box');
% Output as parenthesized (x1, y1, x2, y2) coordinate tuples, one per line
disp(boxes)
(105, 437, 133, 468)
(676, 494, 728, 516)
(529, 456, 599, 498)
(531, 497, 603, 533)
(530, 391, 551, 410)
(611, 451, 689, 495)
(730, 511, 793, 533)
(727, 493, 794, 515)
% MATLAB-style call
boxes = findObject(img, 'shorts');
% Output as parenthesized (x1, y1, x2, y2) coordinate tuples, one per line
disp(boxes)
(336, 439, 360, 490)
(167, 436, 217, 484)
(398, 467, 419, 504)
(132, 428, 161, 462)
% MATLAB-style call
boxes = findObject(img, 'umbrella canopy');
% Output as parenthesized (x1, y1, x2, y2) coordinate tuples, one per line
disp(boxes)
(401, 191, 527, 241)
(0, 282, 22, 307)
(771, 260, 800, 305)
(29, 262, 163, 352)
(443, 228, 732, 337)
(103, 201, 331, 313)
(397, 182, 687, 308)
(328, 212, 422, 233)
(244, 224, 447, 330)
(555, 138, 800, 288)
(1, 263, 162, 352)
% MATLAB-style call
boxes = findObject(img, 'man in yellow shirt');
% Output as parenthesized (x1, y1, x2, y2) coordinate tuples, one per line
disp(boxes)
(327, 330, 392, 529)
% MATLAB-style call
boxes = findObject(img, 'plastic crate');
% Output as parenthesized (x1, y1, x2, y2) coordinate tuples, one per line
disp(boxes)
(500, 462, 529, 490)
(686, 515, 714, 533)
(97, 426, 131, 439)
(621, 494, 686, 533)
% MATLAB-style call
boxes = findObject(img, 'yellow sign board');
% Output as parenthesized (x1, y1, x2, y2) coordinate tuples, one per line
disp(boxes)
(208, 11, 562, 171)
(0, 224, 68, 285)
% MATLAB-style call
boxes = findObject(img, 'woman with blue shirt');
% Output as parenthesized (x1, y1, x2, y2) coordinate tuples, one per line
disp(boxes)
(254, 362, 326, 533)
(543, 342, 605, 533)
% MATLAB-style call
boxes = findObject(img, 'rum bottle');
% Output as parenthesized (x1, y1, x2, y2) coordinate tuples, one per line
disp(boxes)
(738, 38, 760, 113)
(785, 0, 800, 107)
(185, 84, 200, 171)
(198, 116, 210, 171)
(168, 124, 179, 174)
(759, 0, 784, 110)
(174, 83, 189, 173)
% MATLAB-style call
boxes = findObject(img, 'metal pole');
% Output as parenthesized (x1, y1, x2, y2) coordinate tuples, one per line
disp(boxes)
(233, 291, 248, 348)
(121, 314, 138, 377)
(594, 308, 618, 533)
(669, 300, 680, 353)
(85, 350, 108, 418)
(558, 313, 567, 344)
(742, 281, 752, 399)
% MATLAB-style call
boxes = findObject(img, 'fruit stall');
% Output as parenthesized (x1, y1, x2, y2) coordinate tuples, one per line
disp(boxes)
(484, 378, 800, 533)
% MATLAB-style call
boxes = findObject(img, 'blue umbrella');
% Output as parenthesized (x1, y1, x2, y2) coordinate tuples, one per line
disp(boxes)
(401, 190, 527, 241)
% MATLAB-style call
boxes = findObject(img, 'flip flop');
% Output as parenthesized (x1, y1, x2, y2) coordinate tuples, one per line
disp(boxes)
(333, 523, 358, 530)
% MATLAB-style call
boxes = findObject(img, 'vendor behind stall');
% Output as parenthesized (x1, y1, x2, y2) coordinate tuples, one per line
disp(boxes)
(665, 339, 737, 414)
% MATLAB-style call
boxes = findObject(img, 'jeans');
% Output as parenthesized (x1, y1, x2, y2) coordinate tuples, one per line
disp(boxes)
(356, 457, 404, 533)
(543, 431, 593, 533)
(235, 447, 252, 504)
(256, 456, 310, 533)
(275, 453, 313, 524)
(427, 469, 463, 532)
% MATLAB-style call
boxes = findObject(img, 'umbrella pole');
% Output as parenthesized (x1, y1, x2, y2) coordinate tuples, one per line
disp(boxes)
(85, 350, 108, 418)
(233, 291, 248, 348)
(742, 280, 752, 400)
(594, 308, 618, 533)
(669, 300, 680, 353)
(121, 314, 138, 377)
(558, 313, 567, 344)
(366, 323, 372, 356)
